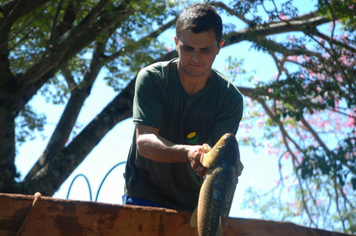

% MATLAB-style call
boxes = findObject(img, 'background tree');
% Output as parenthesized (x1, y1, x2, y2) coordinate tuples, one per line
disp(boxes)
(0, 0, 354, 234)
(232, 0, 356, 233)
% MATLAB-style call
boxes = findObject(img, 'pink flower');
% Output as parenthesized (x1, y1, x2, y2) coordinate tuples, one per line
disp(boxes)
(289, 55, 297, 61)
(345, 116, 356, 128)
(335, 75, 343, 82)
(254, 77, 260, 84)
(278, 13, 288, 20)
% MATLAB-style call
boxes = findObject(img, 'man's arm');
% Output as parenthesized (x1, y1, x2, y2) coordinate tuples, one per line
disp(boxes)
(136, 124, 207, 177)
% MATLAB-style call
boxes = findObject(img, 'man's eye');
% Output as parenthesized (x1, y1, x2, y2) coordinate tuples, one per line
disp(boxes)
(202, 48, 210, 53)
(184, 46, 193, 51)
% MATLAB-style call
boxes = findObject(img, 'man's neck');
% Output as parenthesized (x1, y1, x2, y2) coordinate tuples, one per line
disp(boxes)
(178, 67, 211, 95)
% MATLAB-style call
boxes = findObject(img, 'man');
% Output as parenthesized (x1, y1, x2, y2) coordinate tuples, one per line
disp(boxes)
(123, 3, 243, 212)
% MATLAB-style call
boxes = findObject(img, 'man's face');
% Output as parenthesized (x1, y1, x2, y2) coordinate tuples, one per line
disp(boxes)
(174, 29, 224, 79)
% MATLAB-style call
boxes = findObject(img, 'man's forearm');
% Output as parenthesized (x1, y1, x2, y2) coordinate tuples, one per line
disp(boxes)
(136, 125, 207, 177)
(136, 133, 190, 163)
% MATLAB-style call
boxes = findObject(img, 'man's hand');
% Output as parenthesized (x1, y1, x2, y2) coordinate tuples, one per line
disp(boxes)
(187, 144, 210, 178)
(136, 124, 214, 177)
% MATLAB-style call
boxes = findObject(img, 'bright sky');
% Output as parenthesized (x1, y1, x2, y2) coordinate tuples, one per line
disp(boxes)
(15, 0, 319, 219)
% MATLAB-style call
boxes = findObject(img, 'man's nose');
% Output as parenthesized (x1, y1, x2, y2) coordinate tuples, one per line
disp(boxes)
(191, 50, 201, 61)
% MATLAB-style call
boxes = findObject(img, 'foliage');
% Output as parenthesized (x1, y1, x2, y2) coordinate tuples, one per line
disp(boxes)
(0, 0, 176, 193)
(226, 0, 356, 233)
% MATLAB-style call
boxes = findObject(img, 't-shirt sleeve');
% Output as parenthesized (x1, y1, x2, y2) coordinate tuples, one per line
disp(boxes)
(211, 84, 243, 144)
(132, 66, 164, 129)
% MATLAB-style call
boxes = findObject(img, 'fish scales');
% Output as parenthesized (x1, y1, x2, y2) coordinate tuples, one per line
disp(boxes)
(191, 133, 241, 236)
(200, 166, 236, 236)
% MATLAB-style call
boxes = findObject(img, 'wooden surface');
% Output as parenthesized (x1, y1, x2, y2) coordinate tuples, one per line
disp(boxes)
(0, 192, 352, 236)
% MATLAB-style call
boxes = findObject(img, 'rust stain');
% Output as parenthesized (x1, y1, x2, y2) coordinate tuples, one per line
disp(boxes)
(159, 214, 164, 236)
(180, 211, 192, 226)
(0, 207, 29, 231)
(47, 201, 77, 216)
(0, 219, 20, 231)
(86, 203, 119, 230)
(53, 215, 84, 235)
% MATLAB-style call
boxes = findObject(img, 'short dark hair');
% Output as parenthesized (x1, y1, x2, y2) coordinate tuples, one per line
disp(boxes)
(176, 3, 223, 45)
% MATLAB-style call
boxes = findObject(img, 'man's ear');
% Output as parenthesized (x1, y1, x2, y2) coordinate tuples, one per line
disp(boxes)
(174, 36, 178, 47)
(219, 39, 225, 49)
(217, 39, 224, 54)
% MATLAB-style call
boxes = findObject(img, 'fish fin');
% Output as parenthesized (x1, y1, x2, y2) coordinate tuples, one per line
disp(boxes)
(216, 215, 225, 236)
(216, 218, 224, 236)
(216, 227, 224, 236)
(190, 207, 198, 228)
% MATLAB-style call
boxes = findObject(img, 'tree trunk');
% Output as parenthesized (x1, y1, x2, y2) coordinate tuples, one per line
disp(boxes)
(0, 104, 17, 192)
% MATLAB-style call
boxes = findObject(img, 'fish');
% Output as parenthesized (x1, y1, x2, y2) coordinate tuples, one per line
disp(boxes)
(191, 133, 243, 236)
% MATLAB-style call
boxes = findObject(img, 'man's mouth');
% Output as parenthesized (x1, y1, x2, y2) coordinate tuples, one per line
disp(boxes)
(189, 64, 203, 67)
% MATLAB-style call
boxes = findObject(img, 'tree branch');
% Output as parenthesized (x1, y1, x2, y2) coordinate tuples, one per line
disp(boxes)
(24, 41, 107, 181)
(20, 76, 134, 195)
(300, 115, 330, 154)
(211, 1, 251, 25)
(0, 0, 55, 51)
(13, 1, 130, 115)
(62, 66, 77, 91)
(19, 51, 177, 195)
(16, 0, 111, 87)
(48, 0, 65, 46)
(258, 97, 318, 226)
(301, 20, 356, 99)
(1, 0, 51, 22)
(313, 30, 356, 54)
(224, 11, 330, 47)
(104, 18, 177, 63)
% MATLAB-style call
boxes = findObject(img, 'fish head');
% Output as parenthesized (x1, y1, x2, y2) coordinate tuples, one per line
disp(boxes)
(202, 133, 239, 169)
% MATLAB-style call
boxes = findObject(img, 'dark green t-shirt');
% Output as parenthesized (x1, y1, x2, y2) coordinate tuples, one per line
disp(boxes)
(124, 58, 243, 211)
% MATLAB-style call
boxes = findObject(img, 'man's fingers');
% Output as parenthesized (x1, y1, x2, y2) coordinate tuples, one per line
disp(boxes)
(189, 146, 208, 177)
(201, 143, 210, 153)
(195, 166, 206, 178)
(200, 153, 205, 164)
